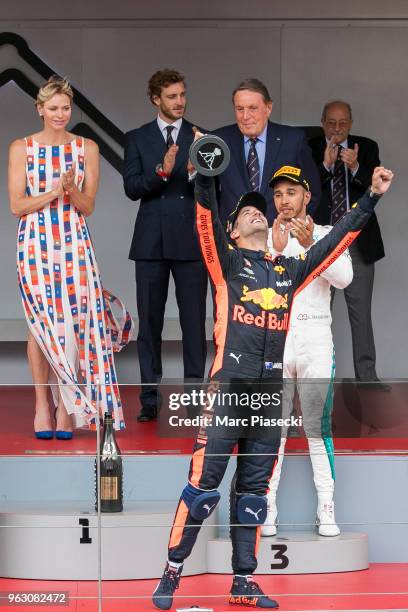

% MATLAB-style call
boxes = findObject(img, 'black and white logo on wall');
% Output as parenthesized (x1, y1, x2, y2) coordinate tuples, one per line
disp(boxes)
(0, 32, 124, 172)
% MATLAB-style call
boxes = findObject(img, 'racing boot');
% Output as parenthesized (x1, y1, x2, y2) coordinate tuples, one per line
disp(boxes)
(261, 496, 278, 537)
(229, 575, 279, 608)
(317, 501, 340, 537)
(152, 561, 183, 610)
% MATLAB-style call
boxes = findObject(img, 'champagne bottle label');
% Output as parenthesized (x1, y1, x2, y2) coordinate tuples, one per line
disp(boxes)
(95, 413, 123, 512)
(100, 476, 119, 501)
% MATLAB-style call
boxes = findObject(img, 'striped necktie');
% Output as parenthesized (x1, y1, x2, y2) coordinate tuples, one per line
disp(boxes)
(165, 125, 175, 148)
(247, 138, 260, 191)
(331, 146, 347, 223)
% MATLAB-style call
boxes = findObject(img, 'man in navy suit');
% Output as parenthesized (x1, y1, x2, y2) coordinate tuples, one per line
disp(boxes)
(214, 78, 321, 226)
(123, 69, 208, 421)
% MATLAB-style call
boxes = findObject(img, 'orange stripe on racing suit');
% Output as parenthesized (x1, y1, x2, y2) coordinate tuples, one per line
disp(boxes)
(189, 446, 206, 488)
(196, 202, 229, 378)
(254, 526, 261, 557)
(168, 499, 189, 549)
(293, 231, 360, 300)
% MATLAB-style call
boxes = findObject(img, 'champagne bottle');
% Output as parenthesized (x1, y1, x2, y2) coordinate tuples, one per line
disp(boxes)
(95, 412, 123, 512)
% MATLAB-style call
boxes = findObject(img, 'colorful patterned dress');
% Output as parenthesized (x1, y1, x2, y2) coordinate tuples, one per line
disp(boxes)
(17, 136, 133, 430)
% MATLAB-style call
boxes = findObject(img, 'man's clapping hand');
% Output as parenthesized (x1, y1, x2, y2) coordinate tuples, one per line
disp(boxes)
(323, 136, 339, 169)
(324, 138, 359, 173)
(340, 143, 359, 172)
(289, 216, 314, 249)
(271, 215, 291, 252)
(163, 144, 179, 175)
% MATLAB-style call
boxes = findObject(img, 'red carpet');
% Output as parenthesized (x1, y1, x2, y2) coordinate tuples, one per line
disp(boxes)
(0, 564, 407, 610)
(0, 385, 407, 456)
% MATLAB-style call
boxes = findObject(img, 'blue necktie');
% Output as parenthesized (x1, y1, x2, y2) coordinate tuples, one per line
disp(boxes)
(247, 138, 260, 191)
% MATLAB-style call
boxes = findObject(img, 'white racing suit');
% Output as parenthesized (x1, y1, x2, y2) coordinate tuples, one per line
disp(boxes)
(264, 223, 353, 532)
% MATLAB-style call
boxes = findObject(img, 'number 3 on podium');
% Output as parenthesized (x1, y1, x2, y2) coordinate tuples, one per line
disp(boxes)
(270, 544, 289, 569)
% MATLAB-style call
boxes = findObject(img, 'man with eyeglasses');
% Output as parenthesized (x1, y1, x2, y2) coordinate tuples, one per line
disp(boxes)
(309, 101, 388, 390)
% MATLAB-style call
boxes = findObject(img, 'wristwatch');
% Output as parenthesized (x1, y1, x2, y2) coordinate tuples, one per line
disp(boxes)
(155, 164, 169, 181)
(368, 188, 382, 200)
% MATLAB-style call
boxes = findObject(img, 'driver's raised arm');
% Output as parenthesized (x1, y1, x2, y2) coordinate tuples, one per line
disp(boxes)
(284, 167, 393, 294)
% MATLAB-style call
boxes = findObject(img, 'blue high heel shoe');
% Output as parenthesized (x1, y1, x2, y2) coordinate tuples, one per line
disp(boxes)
(35, 431, 54, 440)
(54, 407, 73, 440)
(55, 430, 73, 440)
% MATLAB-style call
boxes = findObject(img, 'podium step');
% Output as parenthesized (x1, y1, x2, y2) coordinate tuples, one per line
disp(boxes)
(0, 502, 369, 579)
(208, 532, 368, 574)
(0, 501, 216, 580)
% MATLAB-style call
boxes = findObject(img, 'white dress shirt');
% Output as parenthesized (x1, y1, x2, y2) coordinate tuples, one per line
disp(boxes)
(157, 116, 182, 144)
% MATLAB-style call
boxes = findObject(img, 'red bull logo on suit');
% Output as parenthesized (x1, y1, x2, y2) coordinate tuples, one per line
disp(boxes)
(233, 305, 289, 330)
(240, 285, 288, 310)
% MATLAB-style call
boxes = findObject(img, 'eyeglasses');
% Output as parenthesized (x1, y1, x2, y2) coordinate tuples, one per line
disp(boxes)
(325, 120, 351, 128)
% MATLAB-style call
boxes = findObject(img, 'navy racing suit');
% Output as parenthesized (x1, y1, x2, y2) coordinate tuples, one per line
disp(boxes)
(167, 173, 381, 574)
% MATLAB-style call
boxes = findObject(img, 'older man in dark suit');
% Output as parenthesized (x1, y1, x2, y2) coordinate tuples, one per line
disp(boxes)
(309, 100, 387, 389)
(214, 78, 321, 226)
(123, 69, 208, 421)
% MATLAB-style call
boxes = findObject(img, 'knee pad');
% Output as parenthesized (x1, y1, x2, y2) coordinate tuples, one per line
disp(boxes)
(236, 494, 267, 525)
(181, 483, 220, 520)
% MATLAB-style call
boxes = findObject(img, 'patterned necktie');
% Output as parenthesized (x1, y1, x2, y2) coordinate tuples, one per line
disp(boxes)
(247, 138, 260, 191)
(331, 145, 347, 223)
(165, 125, 175, 148)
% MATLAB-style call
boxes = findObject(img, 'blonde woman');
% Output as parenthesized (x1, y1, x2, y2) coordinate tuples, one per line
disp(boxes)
(8, 76, 133, 439)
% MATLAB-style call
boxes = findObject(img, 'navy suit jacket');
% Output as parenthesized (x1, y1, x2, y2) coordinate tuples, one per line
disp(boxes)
(213, 121, 321, 226)
(123, 118, 202, 261)
(308, 134, 385, 264)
